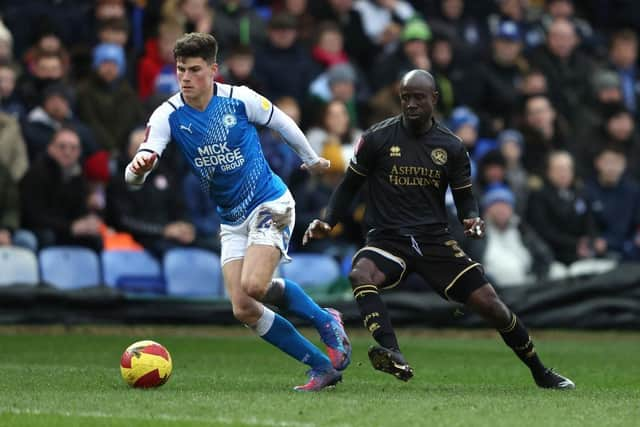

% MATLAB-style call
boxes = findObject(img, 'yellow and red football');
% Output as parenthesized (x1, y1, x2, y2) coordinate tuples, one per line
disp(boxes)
(120, 340, 172, 388)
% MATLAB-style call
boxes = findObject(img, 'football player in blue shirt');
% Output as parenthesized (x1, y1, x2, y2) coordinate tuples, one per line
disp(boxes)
(125, 33, 350, 391)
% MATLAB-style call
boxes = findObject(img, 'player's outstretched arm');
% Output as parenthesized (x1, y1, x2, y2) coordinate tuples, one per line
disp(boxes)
(303, 166, 366, 245)
(266, 105, 331, 173)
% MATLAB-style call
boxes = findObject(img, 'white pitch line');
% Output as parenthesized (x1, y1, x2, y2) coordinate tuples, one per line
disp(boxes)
(0, 407, 353, 427)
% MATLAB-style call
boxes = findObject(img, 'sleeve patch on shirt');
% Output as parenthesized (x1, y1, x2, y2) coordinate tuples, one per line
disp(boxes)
(260, 96, 271, 111)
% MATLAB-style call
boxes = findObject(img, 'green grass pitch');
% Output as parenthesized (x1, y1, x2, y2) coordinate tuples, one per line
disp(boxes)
(0, 326, 638, 427)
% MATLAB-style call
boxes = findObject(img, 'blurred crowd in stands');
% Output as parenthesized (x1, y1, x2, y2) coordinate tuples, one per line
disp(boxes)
(1, 0, 640, 287)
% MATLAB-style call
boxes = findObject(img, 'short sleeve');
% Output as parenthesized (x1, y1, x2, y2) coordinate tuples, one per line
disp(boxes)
(234, 85, 274, 126)
(349, 133, 374, 176)
(139, 102, 173, 156)
(449, 143, 472, 190)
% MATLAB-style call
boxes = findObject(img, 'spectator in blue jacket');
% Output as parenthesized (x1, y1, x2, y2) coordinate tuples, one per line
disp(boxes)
(586, 147, 640, 260)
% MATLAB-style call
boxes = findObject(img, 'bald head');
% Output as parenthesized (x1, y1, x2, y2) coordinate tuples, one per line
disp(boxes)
(400, 69, 436, 92)
(399, 69, 438, 133)
(547, 18, 578, 59)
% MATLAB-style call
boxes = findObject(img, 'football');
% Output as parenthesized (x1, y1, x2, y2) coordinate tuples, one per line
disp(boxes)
(120, 340, 172, 388)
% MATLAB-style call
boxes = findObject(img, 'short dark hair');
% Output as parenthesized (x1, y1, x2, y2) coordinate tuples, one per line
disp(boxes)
(173, 32, 218, 64)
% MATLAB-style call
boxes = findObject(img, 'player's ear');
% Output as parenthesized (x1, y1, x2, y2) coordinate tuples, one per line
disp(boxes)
(210, 62, 218, 74)
(432, 90, 439, 104)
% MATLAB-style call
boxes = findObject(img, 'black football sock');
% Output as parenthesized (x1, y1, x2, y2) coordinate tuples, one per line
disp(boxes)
(498, 313, 546, 376)
(352, 284, 400, 351)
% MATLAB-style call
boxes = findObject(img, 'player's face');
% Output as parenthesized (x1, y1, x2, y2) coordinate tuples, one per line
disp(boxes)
(176, 56, 217, 101)
(399, 82, 437, 126)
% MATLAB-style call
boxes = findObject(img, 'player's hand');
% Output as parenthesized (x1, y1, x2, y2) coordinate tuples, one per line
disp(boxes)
(302, 219, 332, 245)
(128, 151, 158, 176)
(301, 157, 331, 175)
(463, 217, 485, 239)
(269, 207, 292, 231)
(164, 221, 195, 244)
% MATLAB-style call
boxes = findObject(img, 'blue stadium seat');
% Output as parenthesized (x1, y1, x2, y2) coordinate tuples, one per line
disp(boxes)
(280, 253, 340, 290)
(40, 246, 101, 290)
(0, 246, 39, 286)
(163, 248, 223, 298)
(101, 250, 164, 294)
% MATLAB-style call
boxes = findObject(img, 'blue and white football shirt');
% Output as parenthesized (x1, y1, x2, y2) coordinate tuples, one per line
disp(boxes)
(141, 83, 287, 225)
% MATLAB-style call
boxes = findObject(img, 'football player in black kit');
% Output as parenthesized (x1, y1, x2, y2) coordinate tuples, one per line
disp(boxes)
(303, 70, 575, 389)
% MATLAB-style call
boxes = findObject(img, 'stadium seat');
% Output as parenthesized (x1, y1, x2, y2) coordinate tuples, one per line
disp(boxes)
(280, 253, 341, 290)
(101, 250, 164, 294)
(39, 246, 101, 290)
(163, 248, 223, 298)
(0, 246, 39, 286)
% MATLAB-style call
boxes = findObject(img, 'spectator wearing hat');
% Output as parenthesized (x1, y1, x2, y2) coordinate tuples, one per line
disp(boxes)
(478, 184, 554, 287)
(487, 0, 540, 50)
(371, 18, 432, 91)
(21, 82, 97, 162)
(527, 18, 593, 124)
(606, 29, 640, 117)
(586, 147, 640, 261)
(76, 43, 144, 155)
(473, 20, 529, 134)
(20, 127, 103, 252)
(307, 62, 368, 128)
(497, 129, 530, 215)
(94, 17, 138, 87)
(527, 150, 600, 265)
(448, 106, 479, 168)
(575, 69, 623, 144)
(254, 12, 318, 106)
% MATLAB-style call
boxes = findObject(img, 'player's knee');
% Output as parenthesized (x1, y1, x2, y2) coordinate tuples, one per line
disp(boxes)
(348, 267, 372, 287)
(240, 277, 269, 301)
(231, 300, 261, 324)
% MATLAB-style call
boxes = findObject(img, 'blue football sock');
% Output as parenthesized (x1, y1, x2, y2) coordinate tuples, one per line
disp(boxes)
(281, 279, 332, 329)
(255, 307, 332, 370)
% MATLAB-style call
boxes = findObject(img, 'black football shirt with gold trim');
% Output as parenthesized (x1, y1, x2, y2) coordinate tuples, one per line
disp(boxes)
(349, 116, 471, 236)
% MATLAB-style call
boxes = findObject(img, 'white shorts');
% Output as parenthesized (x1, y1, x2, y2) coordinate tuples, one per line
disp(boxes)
(219, 190, 295, 266)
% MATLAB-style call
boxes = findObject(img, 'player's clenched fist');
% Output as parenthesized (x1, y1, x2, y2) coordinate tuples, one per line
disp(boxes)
(129, 151, 158, 175)
(463, 217, 485, 239)
(303, 219, 332, 245)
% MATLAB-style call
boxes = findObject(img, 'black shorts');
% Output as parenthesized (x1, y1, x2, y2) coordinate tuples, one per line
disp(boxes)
(352, 233, 487, 303)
